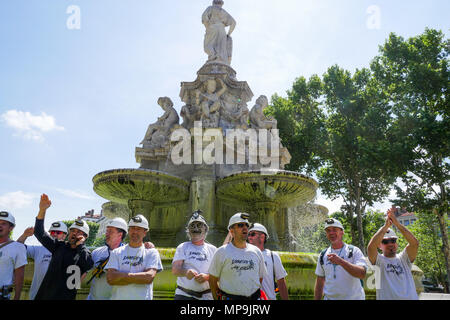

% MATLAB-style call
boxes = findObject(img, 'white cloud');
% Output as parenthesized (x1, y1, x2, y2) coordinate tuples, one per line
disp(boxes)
(1, 110, 65, 141)
(0, 191, 38, 210)
(55, 188, 96, 200)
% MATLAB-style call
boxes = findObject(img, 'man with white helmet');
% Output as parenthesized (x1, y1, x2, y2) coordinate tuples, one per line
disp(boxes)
(0, 211, 27, 300)
(367, 207, 419, 300)
(86, 217, 128, 300)
(208, 212, 267, 300)
(17, 221, 68, 300)
(105, 214, 163, 300)
(172, 210, 217, 300)
(314, 218, 367, 300)
(33, 194, 94, 300)
(247, 223, 289, 300)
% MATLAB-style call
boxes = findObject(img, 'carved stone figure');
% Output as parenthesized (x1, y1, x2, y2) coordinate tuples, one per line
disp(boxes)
(202, 0, 236, 65)
(249, 95, 277, 129)
(180, 91, 201, 129)
(199, 78, 227, 127)
(141, 97, 179, 148)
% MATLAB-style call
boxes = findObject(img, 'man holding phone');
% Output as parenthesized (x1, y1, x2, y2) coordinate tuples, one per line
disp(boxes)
(33, 194, 94, 300)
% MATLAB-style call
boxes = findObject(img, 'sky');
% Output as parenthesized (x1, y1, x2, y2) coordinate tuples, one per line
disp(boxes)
(0, 0, 449, 244)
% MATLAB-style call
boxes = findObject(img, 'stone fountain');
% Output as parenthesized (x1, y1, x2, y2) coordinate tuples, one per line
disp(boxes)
(92, 0, 322, 251)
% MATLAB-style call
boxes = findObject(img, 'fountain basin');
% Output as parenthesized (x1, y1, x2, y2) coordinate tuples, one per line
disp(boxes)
(93, 168, 190, 205)
(216, 169, 318, 207)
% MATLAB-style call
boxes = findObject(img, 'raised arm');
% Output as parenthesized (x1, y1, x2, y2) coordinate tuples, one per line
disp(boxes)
(34, 194, 58, 253)
(17, 227, 34, 244)
(368, 215, 392, 265)
(388, 209, 419, 262)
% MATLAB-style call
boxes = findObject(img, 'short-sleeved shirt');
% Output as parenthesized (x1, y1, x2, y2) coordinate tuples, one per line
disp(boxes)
(173, 241, 217, 300)
(0, 241, 27, 289)
(261, 249, 288, 300)
(87, 245, 115, 300)
(105, 244, 163, 300)
(26, 245, 52, 300)
(208, 243, 267, 297)
(374, 249, 418, 300)
(315, 244, 367, 300)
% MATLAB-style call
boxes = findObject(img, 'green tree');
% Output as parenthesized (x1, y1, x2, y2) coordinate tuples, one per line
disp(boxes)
(268, 66, 404, 253)
(371, 28, 450, 291)
(396, 211, 449, 289)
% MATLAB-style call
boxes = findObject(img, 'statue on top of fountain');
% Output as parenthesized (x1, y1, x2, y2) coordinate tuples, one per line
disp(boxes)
(202, 0, 236, 66)
(140, 96, 179, 149)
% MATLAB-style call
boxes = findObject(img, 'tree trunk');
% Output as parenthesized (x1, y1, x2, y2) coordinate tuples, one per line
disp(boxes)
(355, 188, 366, 254)
(435, 208, 450, 293)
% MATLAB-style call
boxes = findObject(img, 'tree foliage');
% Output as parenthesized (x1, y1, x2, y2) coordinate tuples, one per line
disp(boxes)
(372, 28, 450, 291)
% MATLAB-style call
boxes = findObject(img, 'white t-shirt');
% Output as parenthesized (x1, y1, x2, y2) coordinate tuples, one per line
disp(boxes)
(25, 245, 52, 300)
(173, 241, 217, 300)
(374, 249, 418, 300)
(208, 243, 267, 297)
(87, 245, 113, 300)
(261, 249, 288, 300)
(315, 244, 366, 300)
(105, 244, 163, 300)
(0, 241, 28, 290)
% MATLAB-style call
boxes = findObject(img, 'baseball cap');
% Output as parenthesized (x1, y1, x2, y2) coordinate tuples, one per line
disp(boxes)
(0, 211, 15, 227)
(227, 212, 250, 230)
(383, 228, 398, 239)
(324, 218, 344, 230)
(69, 219, 90, 237)
(248, 223, 269, 239)
(49, 221, 68, 234)
(128, 215, 149, 230)
(107, 217, 128, 233)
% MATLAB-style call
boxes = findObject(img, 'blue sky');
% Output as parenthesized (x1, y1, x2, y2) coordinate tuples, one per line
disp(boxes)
(1, 0, 449, 244)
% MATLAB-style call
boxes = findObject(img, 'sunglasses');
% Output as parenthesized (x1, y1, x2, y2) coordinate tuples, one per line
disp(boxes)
(248, 232, 262, 237)
(382, 239, 397, 245)
(236, 223, 249, 228)
(50, 230, 64, 235)
(52, 222, 61, 228)
(325, 219, 335, 224)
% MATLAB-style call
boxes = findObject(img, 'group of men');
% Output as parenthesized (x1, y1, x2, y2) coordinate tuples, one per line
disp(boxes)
(0, 194, 419, 300)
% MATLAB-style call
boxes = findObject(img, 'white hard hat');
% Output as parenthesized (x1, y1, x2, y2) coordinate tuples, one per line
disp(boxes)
(69, 219, 90, 237)
(49, 221, 68, 234)
(383, 228, 398, 239)
(106, 217, 128, 233)
(227, 212, 250, 230)
(324, 218, 344, 230)
(0, 211, 15, 227)
(249, 223, 269, 239)
(188, 210, 208, 228)
(128, 215, 149, 230)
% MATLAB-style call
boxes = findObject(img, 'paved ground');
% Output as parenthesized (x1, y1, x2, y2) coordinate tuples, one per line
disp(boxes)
(419, 293, 450, 300)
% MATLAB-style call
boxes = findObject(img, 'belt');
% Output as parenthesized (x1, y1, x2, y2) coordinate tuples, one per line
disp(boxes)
(177, 285, 211, 299)
(220, 289, 261, 300)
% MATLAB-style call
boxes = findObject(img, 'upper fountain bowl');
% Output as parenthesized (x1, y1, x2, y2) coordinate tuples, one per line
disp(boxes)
(93, 168, 190, 205)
